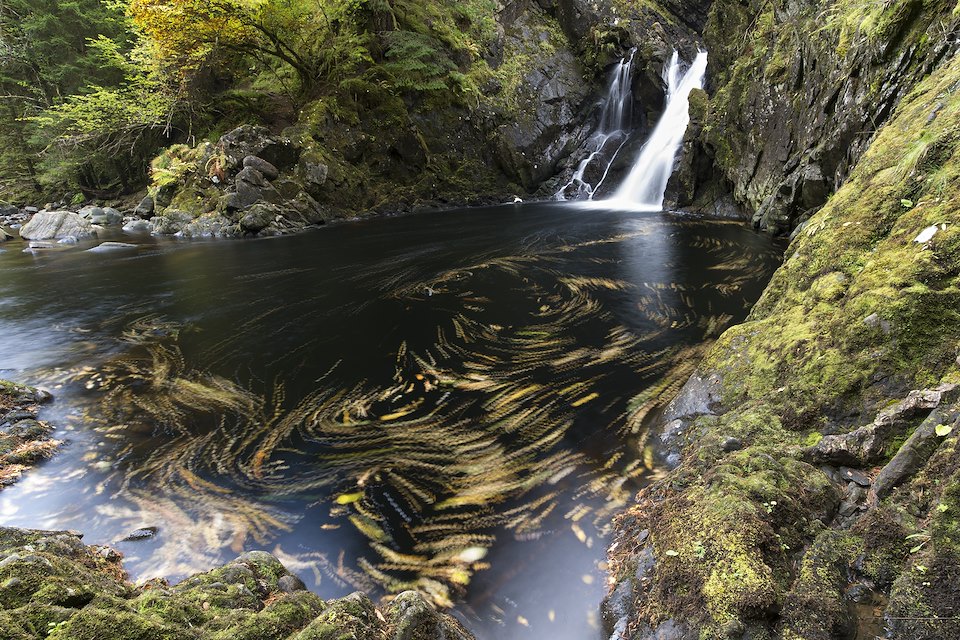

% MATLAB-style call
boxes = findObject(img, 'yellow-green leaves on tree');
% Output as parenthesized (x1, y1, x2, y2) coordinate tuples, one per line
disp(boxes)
(129, 0, 254, 79)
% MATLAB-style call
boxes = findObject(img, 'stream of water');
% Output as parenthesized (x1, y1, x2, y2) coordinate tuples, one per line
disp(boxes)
(0, 203, 780, 639)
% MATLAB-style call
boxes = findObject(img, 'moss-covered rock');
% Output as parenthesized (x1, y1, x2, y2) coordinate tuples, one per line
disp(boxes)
(0, 528, 474, 640)
(0, 381, 57, 489)
(700, 0, 960, 234)
(606, 36, 960, 639)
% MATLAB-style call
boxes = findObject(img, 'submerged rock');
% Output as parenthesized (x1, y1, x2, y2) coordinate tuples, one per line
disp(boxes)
(117, 527, 158, 542)
(86, 242, 138, 253)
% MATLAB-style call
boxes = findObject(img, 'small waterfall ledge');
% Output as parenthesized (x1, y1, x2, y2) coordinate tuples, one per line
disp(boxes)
(608, 50, 709, 210)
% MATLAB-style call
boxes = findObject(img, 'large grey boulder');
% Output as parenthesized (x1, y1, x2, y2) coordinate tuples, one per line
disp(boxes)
(150, 210, 194, 235)
(19, 211, 95, 241)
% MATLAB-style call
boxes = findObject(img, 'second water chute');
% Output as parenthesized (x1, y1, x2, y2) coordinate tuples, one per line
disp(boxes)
(555, 49, 636, 200)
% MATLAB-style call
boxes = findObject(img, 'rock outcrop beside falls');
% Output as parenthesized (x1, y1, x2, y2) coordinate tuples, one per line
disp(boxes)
(687, 0, 960, 235)
(0, 527, 474, 640)
(604, 40, 960, 640)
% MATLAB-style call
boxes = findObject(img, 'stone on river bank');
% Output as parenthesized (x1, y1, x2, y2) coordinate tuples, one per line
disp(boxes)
(18, 211, 95, 241)
(0, 381, 57, 488)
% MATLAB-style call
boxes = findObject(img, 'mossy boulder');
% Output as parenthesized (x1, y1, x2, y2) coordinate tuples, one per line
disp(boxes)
(0, 381, 57, 489)
(0, 528, 475, 640)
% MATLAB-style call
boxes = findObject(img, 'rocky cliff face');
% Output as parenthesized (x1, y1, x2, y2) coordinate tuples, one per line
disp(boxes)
(142, 0, 712, 235)
(604, 2, 960, 636)
(694, 0, 960, 234)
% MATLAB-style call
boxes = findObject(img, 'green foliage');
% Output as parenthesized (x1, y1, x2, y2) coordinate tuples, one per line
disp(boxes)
(381, 31, 454, 92)
(28, 33, 187, 195)
(0, 0, 129, 199)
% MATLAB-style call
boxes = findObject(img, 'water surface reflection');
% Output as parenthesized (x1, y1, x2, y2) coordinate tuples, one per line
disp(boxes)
(0, 203, 781, 639)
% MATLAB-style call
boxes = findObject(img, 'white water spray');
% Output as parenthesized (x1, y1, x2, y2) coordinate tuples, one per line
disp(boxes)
(608, 50, 708, 210)
(555, 49, 636, 200)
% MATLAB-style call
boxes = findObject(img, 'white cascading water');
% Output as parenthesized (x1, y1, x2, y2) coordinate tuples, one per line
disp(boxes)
(608, 49, 708, 210)
(555, 49, 636, 200)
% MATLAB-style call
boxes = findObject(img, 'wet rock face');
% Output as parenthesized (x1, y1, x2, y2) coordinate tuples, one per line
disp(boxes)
(491, 4, 593, 190)
(605, 38, 960, 637)
(701, 0, 960, 234)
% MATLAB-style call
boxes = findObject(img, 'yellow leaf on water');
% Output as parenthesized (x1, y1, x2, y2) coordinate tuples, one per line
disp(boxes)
(335, 492, 363, 505)
(643, 445, 655, 470)
(548, 610, 556, 622)
(571, 523, 587, 544)
(518, 616, 529, 627)
(581, 574, 594, 585)
(571, 392, 599, 407)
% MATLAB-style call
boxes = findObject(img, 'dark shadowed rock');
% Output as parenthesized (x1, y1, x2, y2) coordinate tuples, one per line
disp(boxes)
(243, 155, 280, 180)
(807, 384, 959, 465)
(134, 196, 155, 219)
(240, 203, 279, 234)
(277, 574, 306, 593)
(872, 402, 960, 500)
(219, 125, 301, 172)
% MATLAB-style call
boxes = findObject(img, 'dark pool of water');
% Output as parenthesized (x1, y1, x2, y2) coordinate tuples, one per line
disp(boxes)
(0, 202, 781, 639)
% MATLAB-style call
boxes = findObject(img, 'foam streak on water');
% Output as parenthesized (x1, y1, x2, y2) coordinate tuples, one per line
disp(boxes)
(608, 50, 709, 210)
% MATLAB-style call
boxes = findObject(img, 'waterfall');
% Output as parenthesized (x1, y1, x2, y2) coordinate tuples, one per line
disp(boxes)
(609, 50, 708, 210)
(555, 49, 636, 200)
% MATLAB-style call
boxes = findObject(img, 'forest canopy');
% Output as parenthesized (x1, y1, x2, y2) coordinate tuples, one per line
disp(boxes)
(0, 0, 497, 202)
